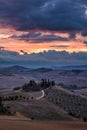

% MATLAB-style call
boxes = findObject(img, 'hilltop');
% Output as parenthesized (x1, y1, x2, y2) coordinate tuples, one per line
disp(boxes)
(0, 65, 87, 95)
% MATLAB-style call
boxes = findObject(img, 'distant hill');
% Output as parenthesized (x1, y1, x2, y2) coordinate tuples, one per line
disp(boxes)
(0, 65, 87, 90)
(53, 65, 87, 70)
(0, 66, 30, 75)
(1, 64, 87, 73)
(0, 66, 53, 75)
(31, 68, 53, 73)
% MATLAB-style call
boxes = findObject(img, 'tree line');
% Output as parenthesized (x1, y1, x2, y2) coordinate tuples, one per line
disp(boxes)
(22, 79, 55, 92)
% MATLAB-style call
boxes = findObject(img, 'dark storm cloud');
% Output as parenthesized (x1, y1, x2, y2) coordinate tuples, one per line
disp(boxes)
(69, 32, 77, 40)
(30, 34, 69, 43)
(81, 31, 87, 36)
(0, 49, 19, 57)
(11, 32, 41, 41)
(11, 32, 69, 43)
(79, 0, 87, 5)
(0, 49, 87, 67)
(0, 0, 87, 32)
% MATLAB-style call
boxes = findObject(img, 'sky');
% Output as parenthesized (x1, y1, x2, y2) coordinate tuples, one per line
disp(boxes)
(0, 0, 87, 67)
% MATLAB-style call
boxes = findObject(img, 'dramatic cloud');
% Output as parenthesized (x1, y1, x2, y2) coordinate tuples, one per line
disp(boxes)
(69, 32, 77, 40)
(11, 32, 69, 43)
(81, 31, 87, 37)
(0, 0, 87, 60)
(0, 0, 87, 32)
(0, 49, 87, 68)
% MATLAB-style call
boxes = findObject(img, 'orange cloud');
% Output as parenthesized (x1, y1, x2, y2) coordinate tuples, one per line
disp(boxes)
(0, 27, 87, 54)
(0, 38, 87, 54)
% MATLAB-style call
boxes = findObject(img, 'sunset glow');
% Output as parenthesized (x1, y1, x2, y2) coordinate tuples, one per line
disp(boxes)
(0, 27, 87, 54)
(0, 0, 87, 67)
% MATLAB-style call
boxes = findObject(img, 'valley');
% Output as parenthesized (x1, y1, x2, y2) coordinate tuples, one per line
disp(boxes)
(0, 66, 87, 130)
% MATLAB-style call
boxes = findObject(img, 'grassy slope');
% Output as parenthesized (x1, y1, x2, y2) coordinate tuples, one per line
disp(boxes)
(46, 86, 87, 120)
(5, 99, 78, 121)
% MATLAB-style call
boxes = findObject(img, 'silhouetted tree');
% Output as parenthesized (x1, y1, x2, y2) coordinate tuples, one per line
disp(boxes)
(22, 79, 55, 91)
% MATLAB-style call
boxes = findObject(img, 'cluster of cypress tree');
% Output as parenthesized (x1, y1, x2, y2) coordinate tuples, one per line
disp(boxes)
(22, 79, 55, 92)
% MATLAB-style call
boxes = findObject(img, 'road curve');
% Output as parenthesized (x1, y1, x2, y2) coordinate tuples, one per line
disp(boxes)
(36, 90, 45, 100)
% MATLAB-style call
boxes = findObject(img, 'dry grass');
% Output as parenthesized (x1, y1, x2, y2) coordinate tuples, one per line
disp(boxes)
(0, 120, 87, 130)
(0, 112, 30, 121)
